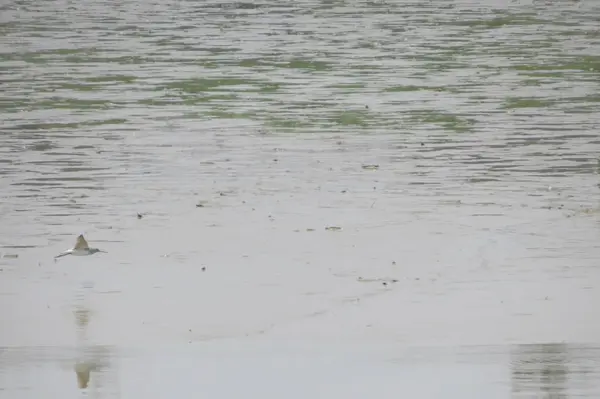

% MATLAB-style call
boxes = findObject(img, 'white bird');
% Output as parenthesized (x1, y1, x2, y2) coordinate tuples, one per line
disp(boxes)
(55, 234, 106, 259)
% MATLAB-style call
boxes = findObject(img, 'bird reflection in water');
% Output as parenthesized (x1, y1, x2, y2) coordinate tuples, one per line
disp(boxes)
(74, 361, 92, 389)
(73, 306, 93, 389)
(71, 288, 118, 396)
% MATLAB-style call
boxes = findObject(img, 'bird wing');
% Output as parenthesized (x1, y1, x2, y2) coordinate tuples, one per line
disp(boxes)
(74, 235, 89, 250)
(55, 249, 72, 258)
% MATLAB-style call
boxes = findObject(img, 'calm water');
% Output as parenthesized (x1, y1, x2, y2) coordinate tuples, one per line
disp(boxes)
(1, 0, 600, 397)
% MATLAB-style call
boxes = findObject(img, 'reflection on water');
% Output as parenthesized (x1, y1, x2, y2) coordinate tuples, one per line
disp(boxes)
(511, 342, 600, 398)
(69, 285, 120, 397)
(2, 341, 600, 398)
(72, 346, 116, 397)
(74, 361, 92, 389)
(73, 305, 95, 391)
(0, 344, 116, 398)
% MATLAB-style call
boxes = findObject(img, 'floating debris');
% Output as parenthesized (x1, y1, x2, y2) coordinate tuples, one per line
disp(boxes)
(137, 213, 143, 219)
(325, 226, 342, 231)
(2, 253, 18, 259)
(580, 207, 600, 214)
(306, 228, 315, 232)
(362, 164, 379, 170)
(201, 266, 206, 272)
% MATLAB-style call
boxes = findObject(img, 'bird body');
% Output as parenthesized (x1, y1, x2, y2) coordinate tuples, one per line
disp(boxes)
(55, 235, 105, 258)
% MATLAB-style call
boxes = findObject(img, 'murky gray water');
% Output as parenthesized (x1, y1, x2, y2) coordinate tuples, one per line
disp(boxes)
(1, 0, 600, 397)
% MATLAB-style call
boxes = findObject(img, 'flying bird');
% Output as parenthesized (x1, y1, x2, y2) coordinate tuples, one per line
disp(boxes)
(55, 234, 106, 258)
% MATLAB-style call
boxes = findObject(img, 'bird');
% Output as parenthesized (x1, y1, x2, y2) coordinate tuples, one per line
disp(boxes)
(55, 234, 106, 259)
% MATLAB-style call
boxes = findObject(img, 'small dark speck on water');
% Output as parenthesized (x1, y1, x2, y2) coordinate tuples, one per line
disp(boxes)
(196, 203, 204, 208)
(201, 266, 206, 271)
(392, 261, 396, 265)
(382, 282, 387, 286)
(421, 142, 424, 146)
(365, 105, 369, 109)
(137, 213, 143, 219)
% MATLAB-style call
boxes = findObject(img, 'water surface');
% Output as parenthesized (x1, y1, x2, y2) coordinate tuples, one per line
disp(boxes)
(1, 0, 600, 397)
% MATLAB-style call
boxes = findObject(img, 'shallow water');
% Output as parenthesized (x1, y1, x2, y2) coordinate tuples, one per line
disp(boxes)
(2, 341, 600, 398)
(1, 0, 600, 397)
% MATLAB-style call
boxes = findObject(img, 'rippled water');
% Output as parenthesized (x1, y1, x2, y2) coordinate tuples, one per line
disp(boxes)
(1, 0, 600, 397)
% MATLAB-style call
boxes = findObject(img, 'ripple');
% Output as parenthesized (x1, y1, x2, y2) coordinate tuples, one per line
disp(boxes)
(0, 0, 599, 378)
